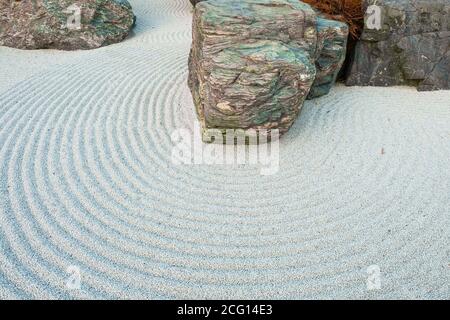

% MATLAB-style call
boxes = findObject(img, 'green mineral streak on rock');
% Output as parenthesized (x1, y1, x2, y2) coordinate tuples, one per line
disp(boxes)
(40, 2, 64, 28)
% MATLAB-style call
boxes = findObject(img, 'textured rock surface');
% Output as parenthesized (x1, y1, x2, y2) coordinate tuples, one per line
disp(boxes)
(308, 16, 348, 99)
(0, 0, 135, 50)
(188, 0, 348, 140)
(347, 0, 450, 91)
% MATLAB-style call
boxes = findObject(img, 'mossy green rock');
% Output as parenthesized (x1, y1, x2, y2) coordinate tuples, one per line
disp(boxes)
(0, 0, 135, 50)
(188, 0, 348, 140)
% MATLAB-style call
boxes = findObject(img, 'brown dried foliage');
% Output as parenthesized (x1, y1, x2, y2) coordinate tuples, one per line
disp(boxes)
(302, 0, 364, 40)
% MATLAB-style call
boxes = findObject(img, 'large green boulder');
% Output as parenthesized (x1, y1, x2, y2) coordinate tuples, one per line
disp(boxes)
(188, 0, 348, 140)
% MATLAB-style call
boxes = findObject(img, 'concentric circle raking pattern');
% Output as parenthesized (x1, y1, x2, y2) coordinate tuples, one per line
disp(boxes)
(0, 0, 449, 299)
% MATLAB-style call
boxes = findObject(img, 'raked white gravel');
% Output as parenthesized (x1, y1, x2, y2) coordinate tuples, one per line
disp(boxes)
(0, 0, 449, 299)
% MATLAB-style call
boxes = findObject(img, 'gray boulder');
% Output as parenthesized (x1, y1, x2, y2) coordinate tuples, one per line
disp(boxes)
(188, 0, 348, 140)
(347, 0, 450, 91)
(0, 0, 136, 50)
